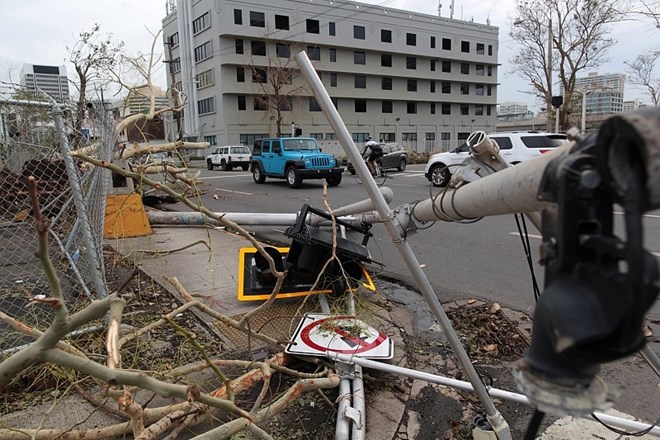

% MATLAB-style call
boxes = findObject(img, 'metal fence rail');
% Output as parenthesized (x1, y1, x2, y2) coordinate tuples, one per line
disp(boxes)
(0, 86, 112, 356)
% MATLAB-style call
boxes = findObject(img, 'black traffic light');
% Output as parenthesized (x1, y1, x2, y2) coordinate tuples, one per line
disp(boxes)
(551, 96, 563, 108)
(294, 127, 303, 137)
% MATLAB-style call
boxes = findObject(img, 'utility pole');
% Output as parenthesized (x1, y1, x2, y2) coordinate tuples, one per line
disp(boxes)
(547, 18, 553, 132)
(164, 41, 182, 141)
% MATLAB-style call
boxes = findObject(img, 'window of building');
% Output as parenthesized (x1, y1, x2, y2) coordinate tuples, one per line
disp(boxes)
(307, 19, 320, 34)
(442, 103, 451, 114)
(196, 68, 214, 89)
(280, 69, 293, 84)
(252, 67, 267, 83)
(476, 84, 484, 96)
(487, 105, 492, 116)
(355, 99, 367, 112)
(461, 41, 470, 53)
(354, 25, 365, 40)
(487, 85, 492, 96)
(331, 97, 339, 108)
(193, 12, 211, 34)
(441, 132, 451, 147)
(380, 132, 396, 142)
(330, 73, 337, 87)
(442, 82, 451, 93)
(174, 80, 182, 91)
(382, 100, 393, 113)
(407, 101, 417, 114)
(442, 61, 451, 73)
(476, 64, 484, 76)
(241, 134, 268, 146)
(329, 22, 336, 36)
(350, 52, 364, 66)
(381, 29, 392, 43)
(275, 14, 289, 30)
(381, 54, 392, 67)
(353, 133, 370, 142)
(460, 103, 469, 115)
(198, 96, 215, 115)
(430, 59, 436, 71)
(406, 33, 417, 46)
(329, 48, 336, 62)
(355, 75, 366, 89)
(307, 46, 321, 60)
(407, 79, 417, 92)
(487, 65, 493, 76)
(407, 57, 416, 69)
(430, 81, 435, 93)
(237, 95, 246, 110)
(475, 104, 484, 115)
(251, 40, 266, 56)
(253, 96, 268, 111)
(488, 44, 493, 56)
(460, 83, 469, 95)
(477, 43, 485, 55)
(426, 132, 436, 141)
(171, 58, 181, 73)
(461, 63, 469, 74)
(205, 135, 217, 146)
(309, 97, 322, 111)
(233, 9, 242, 25)
(382, 77, 392, 90)
(276, 43, 289, 58)
(431, 36, 436, 48)
(402, 132, 417, 141)
(430, 103, 436, 114)
(326, 133, 337, 140)
(168, 33, 179, 48)
(194, 41, 212, 62)
(235, 39, 244, 54)
(442, 38, 451, 50)
(250, 11, 265, 27)
(279, 96, 293, 111)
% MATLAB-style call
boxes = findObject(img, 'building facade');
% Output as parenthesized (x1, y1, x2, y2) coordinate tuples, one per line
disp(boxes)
(566, 72, 625, 116)
(161, 0, 499, 155)
(20, 64, 70, 102)
(124, 85, 170, 115)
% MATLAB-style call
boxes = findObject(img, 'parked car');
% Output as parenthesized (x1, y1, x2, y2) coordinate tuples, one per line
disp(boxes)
(206, 145, 251, 171)
(424, 132, 568, 187)
(251, 137, 344, 188)
(347, 143, 408, 174)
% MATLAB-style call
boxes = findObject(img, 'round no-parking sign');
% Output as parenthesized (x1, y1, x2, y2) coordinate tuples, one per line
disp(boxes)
(286, 313, 393, 359)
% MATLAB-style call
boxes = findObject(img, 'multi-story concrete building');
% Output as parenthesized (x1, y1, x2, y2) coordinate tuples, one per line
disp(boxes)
(161, 0, 498, 154)
(124, 85, 170, 116)
(20, 64, 70, 102)
(622, 98, 646, 113)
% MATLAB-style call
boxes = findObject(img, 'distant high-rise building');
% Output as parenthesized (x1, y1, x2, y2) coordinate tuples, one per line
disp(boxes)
(20, 64, 70, 102)
(622, 98, 646, 113)
(124, 86, 169, 115)
(563, 72, 625, 116)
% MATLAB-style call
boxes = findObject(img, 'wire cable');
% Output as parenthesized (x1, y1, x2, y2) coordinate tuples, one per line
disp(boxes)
(590, 413, 660, 437)
(514, 213, 541, 302)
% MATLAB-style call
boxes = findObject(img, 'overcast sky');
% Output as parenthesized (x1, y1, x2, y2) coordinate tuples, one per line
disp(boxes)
(1, 0, 656, 110)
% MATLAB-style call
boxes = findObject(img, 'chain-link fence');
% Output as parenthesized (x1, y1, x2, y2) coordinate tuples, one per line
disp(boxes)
(0, 84, 113, 356)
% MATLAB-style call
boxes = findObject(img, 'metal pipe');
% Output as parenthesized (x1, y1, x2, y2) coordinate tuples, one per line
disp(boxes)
(335, 377, 351, 440)
(351, 365, 366, 440)
(329, 353, 660, 436)
(295, 50, 511, 439)
(146, 211, 365, 227)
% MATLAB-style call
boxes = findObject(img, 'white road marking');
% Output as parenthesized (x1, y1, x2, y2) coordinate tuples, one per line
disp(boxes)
(212, 188, 253, 196)
(509, 232, 660, 257)
(614, 211, 660, 219)
(199, 174, 251, 180)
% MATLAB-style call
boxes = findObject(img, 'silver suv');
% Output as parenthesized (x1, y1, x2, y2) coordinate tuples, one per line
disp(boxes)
(424, 132, 567, 187)
(206, 146, 251, 171)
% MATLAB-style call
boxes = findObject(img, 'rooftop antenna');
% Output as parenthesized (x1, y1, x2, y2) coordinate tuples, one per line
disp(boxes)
(438, 0, 442, 17)
(450, 0, 455, 19)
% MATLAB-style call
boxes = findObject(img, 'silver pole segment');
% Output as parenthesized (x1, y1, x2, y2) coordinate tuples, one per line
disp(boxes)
(640, 345, 660, 378)
(336, 377, 351, 439)
(53, 104, 108, 298)
(352, 366, 366, 440)
(329, 353, 660, 436)
(295, 51, 511, 439)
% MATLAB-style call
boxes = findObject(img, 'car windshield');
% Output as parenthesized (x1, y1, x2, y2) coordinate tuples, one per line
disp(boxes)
(283, 139, 318, 151)
(231, 147, 250, 154)
(521, 135, 567, 148)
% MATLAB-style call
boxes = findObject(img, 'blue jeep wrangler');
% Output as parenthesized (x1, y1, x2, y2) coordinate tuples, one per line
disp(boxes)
(251, 137, 344, 188)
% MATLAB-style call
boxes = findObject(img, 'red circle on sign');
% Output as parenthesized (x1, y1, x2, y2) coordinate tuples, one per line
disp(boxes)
(299, 316, 387, 354)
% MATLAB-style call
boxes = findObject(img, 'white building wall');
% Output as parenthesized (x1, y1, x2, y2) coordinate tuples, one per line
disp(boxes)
(162, 0, 499, 153)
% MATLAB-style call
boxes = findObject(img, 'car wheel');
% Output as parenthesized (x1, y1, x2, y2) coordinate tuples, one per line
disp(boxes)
(242, 165, 249, 171)
(430, 163, 450, 187)
(286, 166, 302, 188)
(398, 158, 407, 172)
(252, 164, 266, 183)
(326, 174, 342, 187)
(207, 160, 214, 171)
(221, 160, 230, 171)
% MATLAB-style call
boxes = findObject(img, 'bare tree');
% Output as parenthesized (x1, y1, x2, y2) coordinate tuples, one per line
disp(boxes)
(509, 0, 626, 130)
(633, 0, 660, 28)
(249, 41, 311, 137)
(67, 24, 124, 145)
(625, 50, 660, 106)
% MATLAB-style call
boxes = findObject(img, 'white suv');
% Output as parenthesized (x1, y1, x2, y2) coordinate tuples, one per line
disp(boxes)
(206, 146, 251, 171)
(424, 132, 567, 187)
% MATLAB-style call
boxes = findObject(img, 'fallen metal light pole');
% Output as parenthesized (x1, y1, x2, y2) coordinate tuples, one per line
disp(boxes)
(295, 51, 513, 440)
(328, 353, 660, 436)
